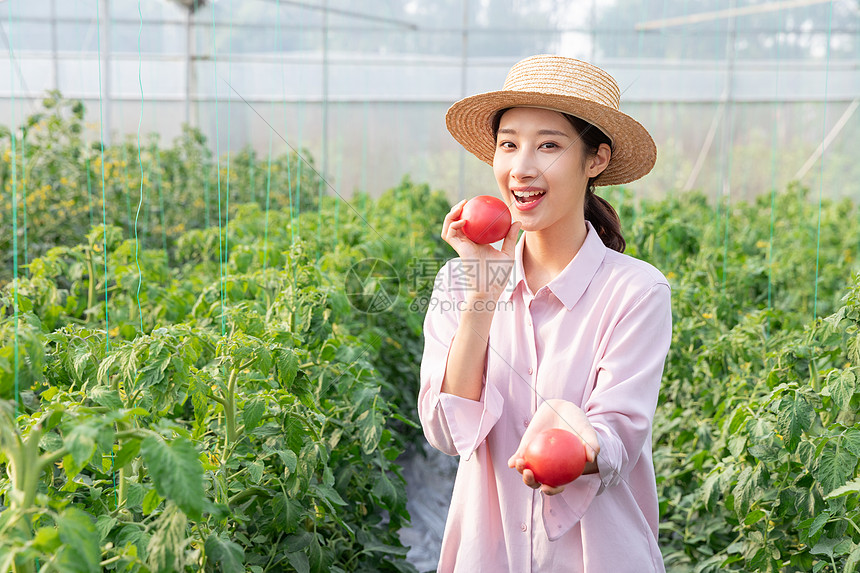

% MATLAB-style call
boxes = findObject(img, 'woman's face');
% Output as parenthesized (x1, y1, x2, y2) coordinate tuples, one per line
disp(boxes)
(493, 107, 607, 233)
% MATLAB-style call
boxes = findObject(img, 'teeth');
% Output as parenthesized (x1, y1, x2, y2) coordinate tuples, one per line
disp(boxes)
(513, 190, 546, 198)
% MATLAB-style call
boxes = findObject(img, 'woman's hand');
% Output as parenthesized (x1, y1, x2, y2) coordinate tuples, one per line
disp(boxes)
(507, 399, 600, 495)
(441, 199, 521, 302)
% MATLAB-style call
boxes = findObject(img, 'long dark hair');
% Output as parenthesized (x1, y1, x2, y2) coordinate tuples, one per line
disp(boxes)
(493, 109, 626, 253)
(564, 114, 625, 253)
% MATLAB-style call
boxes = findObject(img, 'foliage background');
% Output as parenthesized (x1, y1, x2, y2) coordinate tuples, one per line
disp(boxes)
(2, 95, 860, 572)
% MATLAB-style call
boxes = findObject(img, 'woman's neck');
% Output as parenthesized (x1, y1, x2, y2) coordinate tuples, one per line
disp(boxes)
(522, 217, 588, 291)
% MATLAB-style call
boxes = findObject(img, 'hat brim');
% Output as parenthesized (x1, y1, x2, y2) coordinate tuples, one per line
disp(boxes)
(445, 90, 656, 186)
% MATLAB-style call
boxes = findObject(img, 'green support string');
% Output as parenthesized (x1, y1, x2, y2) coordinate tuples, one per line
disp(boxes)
(767, 7, 784, 335)
(212, 0, 226, 336)
(134, 0, 145, 333)
(225, 1, 233, 278)
(813, 0, 835, 320)
(20, 133, 28, 277)
(9, 0, 20, 415)
(96, 1, 110, 355)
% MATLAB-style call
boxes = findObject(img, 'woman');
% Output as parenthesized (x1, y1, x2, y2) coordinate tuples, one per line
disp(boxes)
(418, 55, 671, 572)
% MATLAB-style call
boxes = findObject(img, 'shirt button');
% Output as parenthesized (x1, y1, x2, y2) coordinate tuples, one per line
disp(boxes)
(523, 419, 529, 428)
(528, 367, 534, 375)
(520, 523, 528, 532)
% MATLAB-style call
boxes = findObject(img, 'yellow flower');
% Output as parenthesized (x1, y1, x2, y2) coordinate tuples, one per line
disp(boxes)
(666, 271, 677, 280)
(756, 240, 769, 249)
(703, 313, 713, 320)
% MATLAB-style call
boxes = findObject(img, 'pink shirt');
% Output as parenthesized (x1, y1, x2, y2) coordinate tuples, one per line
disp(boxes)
(418, 222, 671, 573)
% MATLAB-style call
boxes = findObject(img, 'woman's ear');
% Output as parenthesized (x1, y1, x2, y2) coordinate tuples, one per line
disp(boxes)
(587, 143, 612, 178)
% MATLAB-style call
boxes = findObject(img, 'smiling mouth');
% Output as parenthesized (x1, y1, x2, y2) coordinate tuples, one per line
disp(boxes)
(512, 189, 547, 204)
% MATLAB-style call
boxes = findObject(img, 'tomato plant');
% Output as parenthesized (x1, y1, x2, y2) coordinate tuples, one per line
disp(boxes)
(523, 428, 587, 487)
(459, 195, 512, 244)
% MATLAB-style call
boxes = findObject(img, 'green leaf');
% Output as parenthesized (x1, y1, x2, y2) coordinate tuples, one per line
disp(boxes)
(243, 397, 265, 433)
(776, 393, 814, 453)
(811, 535, 842, 558)
(141, 435, 205, 519)
(273, 493, 303, 533)
(204, 534, 245, 573)
(732, 467, 755, 518)
(143, 487, 163, 515)
(845, 544, 860, 573)
(844, 428, 860, 457)
(90, 386, 124, 410)
(806, 510, 831, 539)
(56, 507, 100, 573)
(95, 515, 117, 542)
(815, 443, 858, 495)
(97, 353, 120, 385)
(278, 448, 298, 474)
(828, 369, 857, 410)
(275, 347, 299, 388)
(187, 372, 210, 426)
(357, 409, 382, 454)
(825, 476, 860, 499)
(701, 470, 722, 512)
(65, 422, 99, 468)
(146, 503, 188, 573)
(286, 552, 310, 573)
(246, 460, 264, 484)
(744, 509, 766, 526)
(114, 438, 141, 470)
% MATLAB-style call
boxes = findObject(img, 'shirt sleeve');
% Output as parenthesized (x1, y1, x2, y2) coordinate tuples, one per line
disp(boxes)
(417, 260, 505, 460)
(587, 282, 672, 490)
(541, 282, 672, 539)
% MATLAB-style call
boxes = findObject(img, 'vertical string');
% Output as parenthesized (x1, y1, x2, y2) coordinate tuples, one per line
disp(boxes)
(225, 1, 233, 274)
(264, 1, 280, 272)
(212, 0, 226, 335)
(20, 133, 28, 277)
(9, 0, 20, 414)
(813, 1, 834, 320)
(767, 7, 784, 332)
(134, 0, 145, 333)
(96, 0, 111, 354)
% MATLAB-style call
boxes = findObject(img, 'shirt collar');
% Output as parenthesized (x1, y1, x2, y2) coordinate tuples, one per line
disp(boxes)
(499, 220, 607, 311)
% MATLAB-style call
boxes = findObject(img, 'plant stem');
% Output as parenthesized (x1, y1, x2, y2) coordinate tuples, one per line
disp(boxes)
(222, 367, 239, 463)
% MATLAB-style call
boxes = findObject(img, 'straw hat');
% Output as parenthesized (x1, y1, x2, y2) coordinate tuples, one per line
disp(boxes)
(445, 55, 656, 186)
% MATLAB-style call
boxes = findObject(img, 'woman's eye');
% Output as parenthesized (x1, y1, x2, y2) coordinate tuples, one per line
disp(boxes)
(498, 141, 515, 149)
(540, 142, 559, 149)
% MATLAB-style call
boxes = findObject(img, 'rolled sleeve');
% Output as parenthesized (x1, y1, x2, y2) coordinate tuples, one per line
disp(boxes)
(418, 261, 504, 460)
(586, 283, 672, 490)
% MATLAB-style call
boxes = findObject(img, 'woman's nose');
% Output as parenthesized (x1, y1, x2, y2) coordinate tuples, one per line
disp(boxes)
(510, 151, 539, 181)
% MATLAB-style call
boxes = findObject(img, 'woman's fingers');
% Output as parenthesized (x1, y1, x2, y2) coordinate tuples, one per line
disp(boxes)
(441, 200, 467, 240)
(500, 220, 521, 258)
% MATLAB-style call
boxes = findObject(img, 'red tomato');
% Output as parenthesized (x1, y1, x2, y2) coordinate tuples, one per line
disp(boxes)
(459, 195, 512, 244)
(522, 428, 587, 487)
